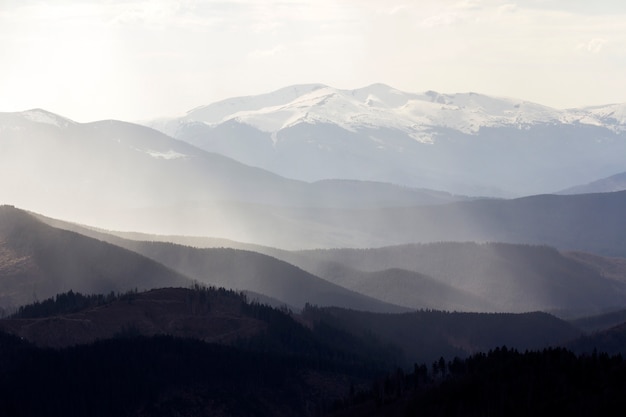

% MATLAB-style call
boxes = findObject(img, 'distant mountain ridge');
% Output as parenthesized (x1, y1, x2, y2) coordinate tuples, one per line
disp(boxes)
(559, 171, 626, 195)
(0, 108, 465, 238)
(149, 84, 626, 196)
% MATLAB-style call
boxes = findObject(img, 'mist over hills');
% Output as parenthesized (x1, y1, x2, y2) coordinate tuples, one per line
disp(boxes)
(0, 206, 407, 313)
(108, 190, 626, 252)
(105, 241, 407, 313)
(3, 97, 626, 319)
(31, 209, 626, 317)
(0, 205, 190, 310)
(272, 190, 626, 253)
(0, 108, 465, 240)
(288, 242, 626, 317)
(3, 105, 626, 251)
(2, 87, 626, 346)
(150, 84, 626, 197)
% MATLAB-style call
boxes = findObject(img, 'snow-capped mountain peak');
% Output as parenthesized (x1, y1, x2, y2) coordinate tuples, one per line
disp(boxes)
(184, 83, 328, 125)
(173, 84, 614, 139)
(586, 103, 626, 129)
(144, 84, 626, 197)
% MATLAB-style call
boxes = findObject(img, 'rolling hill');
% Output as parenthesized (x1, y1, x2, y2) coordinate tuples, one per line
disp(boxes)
(302, 306, 581, 365)
(289, 242, 626, 316)
(0, 287, 266, 348)
(34, 209, 626, 315)
(110, 240, 408, 313)
(3, 206, 406, 313)
(0, 205, 191, 310)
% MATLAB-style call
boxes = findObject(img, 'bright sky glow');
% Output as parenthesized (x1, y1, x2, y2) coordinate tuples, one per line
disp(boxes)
(1, 0, 626, 122)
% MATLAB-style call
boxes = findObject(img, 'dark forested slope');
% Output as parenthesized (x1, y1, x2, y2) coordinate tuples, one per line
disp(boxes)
(302, 306, 580, 365)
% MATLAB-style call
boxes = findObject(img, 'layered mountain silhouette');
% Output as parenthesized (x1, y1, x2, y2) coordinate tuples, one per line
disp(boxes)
(0, 206, 407, 313)
(3, 108, 626, 252)
(77, 190, 626, 253)
(0, 205, 190, 310)
(2, 85, 626, 417)
(0, 108, 465, 241)
(30, 209, 626, 317)
(223, 190, 626, 252)
(284, 242, 626, 316)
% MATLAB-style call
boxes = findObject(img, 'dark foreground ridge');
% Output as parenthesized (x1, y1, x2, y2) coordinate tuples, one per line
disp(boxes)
(1, 286, 625, 416)
(2, 332, 626, 417)
(333, 347, 626, 417)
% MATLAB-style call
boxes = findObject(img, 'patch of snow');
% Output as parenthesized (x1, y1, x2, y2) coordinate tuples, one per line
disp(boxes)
(270, 131, 279, 146)
(185, 84, 327, 124)
(21, 109, 74, 128)
(146, 149, 188, 160)
(584, 103, 626, 132)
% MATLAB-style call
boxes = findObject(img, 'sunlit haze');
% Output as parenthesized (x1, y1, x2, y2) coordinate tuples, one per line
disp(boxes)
(1, 0, 626, 122)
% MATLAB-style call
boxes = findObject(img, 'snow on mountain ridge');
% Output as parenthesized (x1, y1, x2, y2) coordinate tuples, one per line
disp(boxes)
(185, 84, 327, 125)
(197, 85, 436, 143)
(20, 109, 76, 128)
(585, 103, 626, 131)
(180, 84, 604, 138)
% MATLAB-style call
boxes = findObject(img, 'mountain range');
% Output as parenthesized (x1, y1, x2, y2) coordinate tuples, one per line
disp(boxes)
(3, 105, 626, 251)
(149, 83, 626, 196)
(0, 108, 465, 242)
(3, 86, 626, 315)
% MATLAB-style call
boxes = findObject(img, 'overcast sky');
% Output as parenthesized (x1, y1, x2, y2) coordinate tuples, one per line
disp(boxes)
(1, 0, 625, 122)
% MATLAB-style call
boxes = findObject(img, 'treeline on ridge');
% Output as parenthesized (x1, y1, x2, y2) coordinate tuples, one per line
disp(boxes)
(333, 347, 626, 417)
